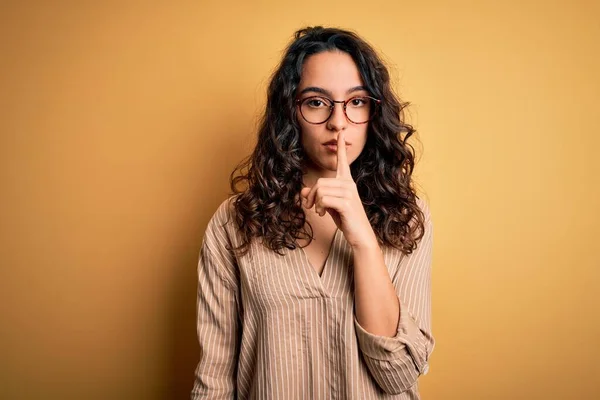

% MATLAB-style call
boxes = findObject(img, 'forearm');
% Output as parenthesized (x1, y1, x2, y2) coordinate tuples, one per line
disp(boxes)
(352, 239, 400, 337)
(351, 200, 435, 394)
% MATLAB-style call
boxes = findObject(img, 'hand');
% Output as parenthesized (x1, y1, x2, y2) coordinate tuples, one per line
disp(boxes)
(300, 131, 378, 249)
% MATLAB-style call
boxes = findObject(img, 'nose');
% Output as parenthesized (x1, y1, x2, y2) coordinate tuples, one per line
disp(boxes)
(326, 102, 348, 132)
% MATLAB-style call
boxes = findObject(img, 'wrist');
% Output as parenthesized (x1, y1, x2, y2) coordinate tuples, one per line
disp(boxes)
(350, 233, 380, 252)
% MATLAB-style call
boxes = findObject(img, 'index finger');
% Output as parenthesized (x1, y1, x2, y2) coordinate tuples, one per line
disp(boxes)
(336, 130, 352, 179)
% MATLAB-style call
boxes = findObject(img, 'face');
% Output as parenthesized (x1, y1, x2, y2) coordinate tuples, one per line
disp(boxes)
(296, 51, 369, 177)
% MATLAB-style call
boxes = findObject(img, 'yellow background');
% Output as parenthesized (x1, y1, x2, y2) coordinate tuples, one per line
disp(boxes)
(1, 1, 598, 399)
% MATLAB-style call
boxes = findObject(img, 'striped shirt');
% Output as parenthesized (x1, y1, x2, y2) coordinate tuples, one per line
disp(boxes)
(191, 196, 434, 399)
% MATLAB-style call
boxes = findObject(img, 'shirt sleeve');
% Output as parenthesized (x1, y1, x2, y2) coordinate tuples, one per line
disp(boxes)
(353, 198, 435, 395)
(191, 201, 241, 399)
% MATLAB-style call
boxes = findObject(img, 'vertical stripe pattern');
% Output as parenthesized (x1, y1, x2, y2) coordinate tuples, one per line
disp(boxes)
(191, 196, 435, 399)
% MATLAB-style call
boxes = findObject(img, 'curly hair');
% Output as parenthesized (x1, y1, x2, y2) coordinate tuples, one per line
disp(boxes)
(228, 26, 426, 257)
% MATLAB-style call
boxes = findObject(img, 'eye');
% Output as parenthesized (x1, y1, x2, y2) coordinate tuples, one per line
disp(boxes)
(304, 97, 330, 108)
(349, 97, 368, 107)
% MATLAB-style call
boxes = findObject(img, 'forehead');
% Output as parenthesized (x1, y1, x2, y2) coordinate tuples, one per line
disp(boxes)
(299, 51, 364, 93)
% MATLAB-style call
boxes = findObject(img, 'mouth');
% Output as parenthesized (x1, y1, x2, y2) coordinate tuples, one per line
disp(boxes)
(322, 141, 350, 152)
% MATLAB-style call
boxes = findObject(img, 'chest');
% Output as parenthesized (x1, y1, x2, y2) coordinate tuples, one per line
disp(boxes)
(241, 226, 397, 305)
(296, 214, 338, 276)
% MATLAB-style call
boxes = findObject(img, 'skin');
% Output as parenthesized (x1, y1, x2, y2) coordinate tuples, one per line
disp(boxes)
(297, 51, 400, 337)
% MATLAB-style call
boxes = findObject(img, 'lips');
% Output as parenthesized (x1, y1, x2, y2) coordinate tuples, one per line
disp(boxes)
(323, 140, 350, 146)
(323, 141, 350, 153)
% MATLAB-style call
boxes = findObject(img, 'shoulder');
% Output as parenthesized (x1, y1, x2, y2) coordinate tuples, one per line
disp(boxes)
(204, 194, 242, 245)
(208, 195, 239, 228)
(415, 196, 432, 226)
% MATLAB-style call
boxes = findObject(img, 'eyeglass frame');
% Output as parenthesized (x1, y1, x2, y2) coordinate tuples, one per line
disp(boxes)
(295, 95, 382, 125)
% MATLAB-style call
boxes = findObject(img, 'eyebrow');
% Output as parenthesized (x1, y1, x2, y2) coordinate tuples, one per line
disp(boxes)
(298, 85, 368, 97)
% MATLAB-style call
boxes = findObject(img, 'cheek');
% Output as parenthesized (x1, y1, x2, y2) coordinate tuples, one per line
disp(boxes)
(299, 126, 321, 150)
(353, 127, 369, 152)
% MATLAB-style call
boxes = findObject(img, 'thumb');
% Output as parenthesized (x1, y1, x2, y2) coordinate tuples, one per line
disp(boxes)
(300, 187, 311, 208)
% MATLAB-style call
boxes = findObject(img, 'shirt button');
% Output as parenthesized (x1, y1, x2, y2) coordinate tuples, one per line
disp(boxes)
(422, 364, 429, 375)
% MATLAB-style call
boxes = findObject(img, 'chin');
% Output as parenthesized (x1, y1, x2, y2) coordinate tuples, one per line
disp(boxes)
(310, 160, 336, 175)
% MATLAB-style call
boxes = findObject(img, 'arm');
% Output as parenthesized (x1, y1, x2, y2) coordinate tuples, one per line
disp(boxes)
(300, 133, 434, 394)
(353, 199, 435, 394)
(191, 203, 241, 399)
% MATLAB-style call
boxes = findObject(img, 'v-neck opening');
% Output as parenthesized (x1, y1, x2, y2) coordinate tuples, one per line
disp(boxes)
(299, 227, 339, 281)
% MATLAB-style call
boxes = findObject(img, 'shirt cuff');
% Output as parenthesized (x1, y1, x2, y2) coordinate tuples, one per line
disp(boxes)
(354, 298, 431, 375)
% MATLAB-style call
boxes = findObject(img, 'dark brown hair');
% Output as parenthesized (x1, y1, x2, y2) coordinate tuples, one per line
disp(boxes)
(229, 26, 425, 257)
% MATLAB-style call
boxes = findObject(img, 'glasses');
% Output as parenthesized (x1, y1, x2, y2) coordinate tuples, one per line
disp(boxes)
(295, 95, 381, 124)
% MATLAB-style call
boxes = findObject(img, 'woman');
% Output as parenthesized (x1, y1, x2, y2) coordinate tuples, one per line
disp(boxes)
(191, 26, 434, 399)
